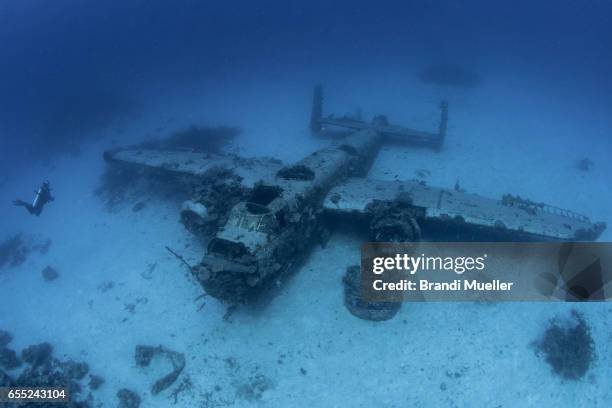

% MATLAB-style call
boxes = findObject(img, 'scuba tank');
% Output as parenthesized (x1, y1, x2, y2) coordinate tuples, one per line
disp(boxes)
(32, 182, 51, 210)
(32, 186, 44, 208)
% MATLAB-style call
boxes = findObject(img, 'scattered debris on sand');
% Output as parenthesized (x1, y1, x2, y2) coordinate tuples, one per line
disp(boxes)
(140, 262, 157, 280)
(343, 265, 401, 321)
(117, 388, 141, 408)
(419, 64, 481, 88)
(124, 297, 148, 315)
(0, 337, 100, 407)
(135, 345, 186, 395)
(169, 375, 193, 404)
(576, 158, 594, 172)
(42, 265, 60, 281)
(534, 309, 596, 380)
(200, 389, 234, 408)
(235, 373, 273, 401)
(97, 280, 115, 293)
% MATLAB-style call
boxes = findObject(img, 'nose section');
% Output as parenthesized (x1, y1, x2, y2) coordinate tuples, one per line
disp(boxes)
(196, 238, 260, 302)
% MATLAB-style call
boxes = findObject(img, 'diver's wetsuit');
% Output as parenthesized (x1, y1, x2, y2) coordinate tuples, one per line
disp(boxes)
(13, 182, 54, 216)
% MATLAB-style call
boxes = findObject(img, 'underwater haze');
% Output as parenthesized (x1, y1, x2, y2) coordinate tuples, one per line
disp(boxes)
(1, 0, 611, 407)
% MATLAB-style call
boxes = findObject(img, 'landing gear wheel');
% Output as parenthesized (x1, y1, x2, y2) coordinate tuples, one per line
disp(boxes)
(343, 265, 401, 321)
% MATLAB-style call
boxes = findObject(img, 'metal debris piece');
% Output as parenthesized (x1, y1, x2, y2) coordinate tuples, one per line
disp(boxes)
(134, 345, 186, 395)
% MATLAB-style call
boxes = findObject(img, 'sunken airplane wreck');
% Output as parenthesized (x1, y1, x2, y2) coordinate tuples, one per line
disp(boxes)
(103, 86, 606, 304)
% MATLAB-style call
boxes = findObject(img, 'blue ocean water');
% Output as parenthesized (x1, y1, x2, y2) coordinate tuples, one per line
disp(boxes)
(1, 1, 611, 406)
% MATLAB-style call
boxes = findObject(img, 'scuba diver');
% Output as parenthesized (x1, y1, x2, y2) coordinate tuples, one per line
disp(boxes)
(13, 181, 54, 216)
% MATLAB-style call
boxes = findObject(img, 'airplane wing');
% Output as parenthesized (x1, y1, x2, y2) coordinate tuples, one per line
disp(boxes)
(323, 178, 605, 241)
(104, 148, 283, 187)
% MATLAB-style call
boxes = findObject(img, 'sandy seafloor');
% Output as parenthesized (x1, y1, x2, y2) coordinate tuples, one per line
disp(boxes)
(1, 71, 611, 407)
